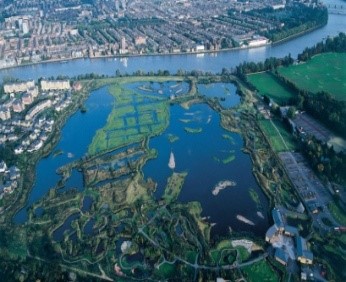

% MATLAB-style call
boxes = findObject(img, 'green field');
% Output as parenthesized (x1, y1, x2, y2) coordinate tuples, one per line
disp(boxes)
(247, 72, 294, 105)
(259, 119, 297, 152)
(242, 260, 279, 282)
(278, 53, 346, 101)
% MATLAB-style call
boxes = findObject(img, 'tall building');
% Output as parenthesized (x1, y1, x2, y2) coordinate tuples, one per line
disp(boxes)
(22, 20, 29, 34)
(121, 37, 126, 50)
(120, 37, 127, 54)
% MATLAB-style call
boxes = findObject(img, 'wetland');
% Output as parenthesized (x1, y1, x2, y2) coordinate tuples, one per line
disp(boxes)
(6, 75, 279, 280)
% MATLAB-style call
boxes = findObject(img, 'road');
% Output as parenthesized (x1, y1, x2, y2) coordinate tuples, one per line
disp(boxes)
(138, 224, 268, 273)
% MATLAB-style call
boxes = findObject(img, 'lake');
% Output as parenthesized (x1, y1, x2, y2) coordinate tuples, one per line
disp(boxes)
(15, 80, 270, 239)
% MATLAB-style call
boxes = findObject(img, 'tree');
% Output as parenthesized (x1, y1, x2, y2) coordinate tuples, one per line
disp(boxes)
(287, 107, 296, 119)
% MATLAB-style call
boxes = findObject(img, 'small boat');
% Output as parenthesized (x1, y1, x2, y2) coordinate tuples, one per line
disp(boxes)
(236, 215, 255, 226)
(257, 211, 265, 219)
(168, 151, 175, 169)
(67, 152, 74, 158)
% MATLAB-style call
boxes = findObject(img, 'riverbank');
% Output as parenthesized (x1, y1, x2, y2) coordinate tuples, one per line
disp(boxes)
(0, 43, 266, 72)
(272, 23, 328, 46)
(1, 21, 333, 73)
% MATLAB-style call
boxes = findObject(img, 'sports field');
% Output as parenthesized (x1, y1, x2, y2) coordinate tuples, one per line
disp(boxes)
(247, 72, 294, 105)
(278, 53, 346, 101)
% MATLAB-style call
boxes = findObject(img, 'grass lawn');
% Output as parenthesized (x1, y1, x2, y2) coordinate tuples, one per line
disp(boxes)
(259, 119, 297, 152)
(278, 53, 346, 101)
(247, 72, 294, 105)
(242, 259, 279, 282)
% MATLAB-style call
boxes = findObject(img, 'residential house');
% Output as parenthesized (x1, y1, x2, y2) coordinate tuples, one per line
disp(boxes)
(296, 236, 314, 265)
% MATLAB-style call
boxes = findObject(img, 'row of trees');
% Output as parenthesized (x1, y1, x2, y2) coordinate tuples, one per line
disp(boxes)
(246, 3, 328, 42)
(303, 92, 346, 138)
(299, 135, 346, 184)
(235, 55, 294, 79)
(298, 32, 346, 61)
(274, 71, 346, 138)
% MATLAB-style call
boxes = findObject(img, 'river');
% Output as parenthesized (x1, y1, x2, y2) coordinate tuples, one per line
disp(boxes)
(0, 13, 344, 82)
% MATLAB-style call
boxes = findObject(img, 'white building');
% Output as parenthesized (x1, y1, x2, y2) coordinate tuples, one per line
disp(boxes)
(272, 4, 286, 10)
(27, 140, 43, 152)
(248, 37, 269, 47)
(14, 146, 24, 155)
(4, 80, 35, 94)
(40, 80, 70, 91)
(195, 45, 205, 52)
(25, 100, 52, 120)
(22, 20, 30, 34)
